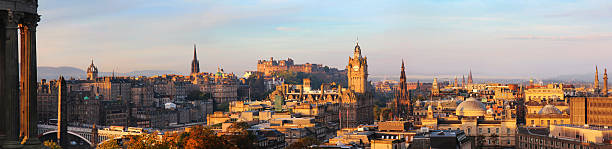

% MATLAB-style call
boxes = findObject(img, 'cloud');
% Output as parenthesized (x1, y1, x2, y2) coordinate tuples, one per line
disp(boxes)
(505, 34, 612, 41)
(275, 26, 298, 31)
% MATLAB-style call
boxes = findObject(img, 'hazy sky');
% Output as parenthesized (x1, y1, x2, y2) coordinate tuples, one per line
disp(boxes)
(37, 0, 612, 78)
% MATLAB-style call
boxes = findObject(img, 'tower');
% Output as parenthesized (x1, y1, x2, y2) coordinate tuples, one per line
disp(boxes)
(191, 44, 200, 74)
(432, 77, 440, 96)
(395, 60, 411, 120)
(87, 59, 98, 81)
(462, 75, 465, 87)
(604, 68, 608, 96)
(468, 69, 473, 85)
(57, 76, 68, 147)
(595, 66, 600, 91)
(347, 41, 368, 93)
(454, 76, 458, 87)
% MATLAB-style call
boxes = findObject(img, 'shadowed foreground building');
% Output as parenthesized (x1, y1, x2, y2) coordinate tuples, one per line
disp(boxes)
(1, 0, 41, 148)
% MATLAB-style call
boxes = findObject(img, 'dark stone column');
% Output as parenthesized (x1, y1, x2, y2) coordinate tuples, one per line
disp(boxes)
(20, 14, 41, 148)
(0, 10, 7, 145)
(1, 10, 23, 149)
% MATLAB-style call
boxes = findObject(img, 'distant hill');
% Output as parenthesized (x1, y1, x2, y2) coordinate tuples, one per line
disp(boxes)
(38, 66, 86, 80)
(545, 73, 592, 82)
(37, 66, 182, 81)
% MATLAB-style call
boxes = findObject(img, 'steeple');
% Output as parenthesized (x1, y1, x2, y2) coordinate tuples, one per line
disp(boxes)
(468, 69, 473, 84)
(462, 75, 465, 87)
(595, 66, 600, 90)
(191, 44, 200, 74)
(604, 68, 608, 96)
(87, 59, 98, 81)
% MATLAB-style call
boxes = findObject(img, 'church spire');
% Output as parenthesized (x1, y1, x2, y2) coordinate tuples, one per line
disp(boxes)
(604, 68, 608, 97)
(468, 69, 473, 85)
(191, 44, 200, 74)
(193, 44, 197, 60)
(595, 65, 600, 90)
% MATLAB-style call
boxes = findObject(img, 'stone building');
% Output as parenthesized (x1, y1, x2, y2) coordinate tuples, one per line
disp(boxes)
(269, 42, 374, 128)
(421, 97, 517, 148)
(570, 97, 612, 126)
(525, 84, 567, 103)
(257, 57, 339, 76)
(525, 104, 570, 127)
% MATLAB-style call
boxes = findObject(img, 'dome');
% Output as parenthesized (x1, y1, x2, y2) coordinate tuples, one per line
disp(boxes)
(538, 105, 562, 115)
(455, 97, 486, 117)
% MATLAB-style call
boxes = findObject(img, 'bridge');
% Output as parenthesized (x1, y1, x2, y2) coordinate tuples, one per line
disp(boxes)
(37, 124, 144, 148)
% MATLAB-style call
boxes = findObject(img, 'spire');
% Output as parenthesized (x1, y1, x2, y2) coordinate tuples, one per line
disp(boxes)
(468, 69, 473, 84)
(604, 68, 608, 96)
(193, 44, 197, 60)
(595, 65, 600, 90)
(462, 75, 465, 87)
(191, 44, 200, 74)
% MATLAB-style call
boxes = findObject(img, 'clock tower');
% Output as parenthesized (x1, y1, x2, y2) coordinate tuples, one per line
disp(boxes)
(347, 41, 368, 93)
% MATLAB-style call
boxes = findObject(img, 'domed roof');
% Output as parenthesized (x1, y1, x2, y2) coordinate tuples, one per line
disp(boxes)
(538, 105, 562, 115)
(455, 97, 486, 117)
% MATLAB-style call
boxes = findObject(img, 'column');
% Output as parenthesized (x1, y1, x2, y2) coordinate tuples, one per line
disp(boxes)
(2, 10, 23, 149)
(20, 14, 41, 148)
(0, 10, 6, 144)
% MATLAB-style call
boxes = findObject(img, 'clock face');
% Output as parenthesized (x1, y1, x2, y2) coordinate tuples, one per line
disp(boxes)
(353, 65, 359, 71)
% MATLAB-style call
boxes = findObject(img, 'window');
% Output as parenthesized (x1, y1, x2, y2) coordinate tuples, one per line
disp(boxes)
(488, 128, 491, 133)
(496, 128, 499, 133)
(479, 128, 482, 133)
(507, 128, 511, 134)
(531, 120, 535, 125)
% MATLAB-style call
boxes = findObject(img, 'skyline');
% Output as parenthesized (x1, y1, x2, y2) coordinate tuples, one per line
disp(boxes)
(37, 0, 612, 78)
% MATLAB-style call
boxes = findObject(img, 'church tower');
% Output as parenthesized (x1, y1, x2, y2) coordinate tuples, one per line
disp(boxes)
(87, 60, 98, 81)
(604, 68, 608, 96)
(191, 44, 200, 74)
(347, 41, 368, 93)
(595, 66, 600, 91)
(432, 77, 440, 96)
(468, 69, 473, 85)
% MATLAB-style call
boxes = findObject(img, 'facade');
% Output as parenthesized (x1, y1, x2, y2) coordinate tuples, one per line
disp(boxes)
(517, 126, 612, 149)
(570, 97, 612, 126)
(525, 104, 570, 127)
(421, 97, 517, 148)
(257, 57, 343, 76)
(525, 84, 566, 103)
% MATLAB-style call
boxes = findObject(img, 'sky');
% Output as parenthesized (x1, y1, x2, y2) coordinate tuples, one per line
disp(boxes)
(37, 0, 612, 79)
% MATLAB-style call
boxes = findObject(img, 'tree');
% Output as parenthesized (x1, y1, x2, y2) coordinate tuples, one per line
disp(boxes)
(186, 90, 211, 101)
(97, 139, 121, 149)
(183, 125, 231, 149)
(43, 141, 62, 149)
(224, 122, 257, 149)
(124, 133, 170, 149)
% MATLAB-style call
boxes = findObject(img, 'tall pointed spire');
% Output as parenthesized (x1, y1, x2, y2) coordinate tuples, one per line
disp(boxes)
(193, 44, 197, 60)
(468, 69, 473, 85)
(462, 75, 465, 87)
(595, 65, 600, 90)
(604, 68, 608, 96)
(191, 44, 200, 74)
